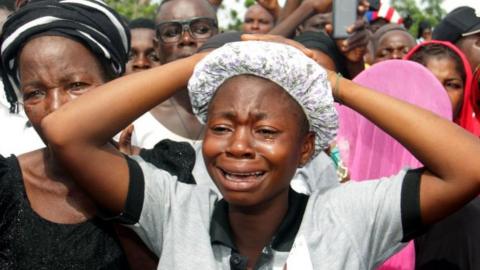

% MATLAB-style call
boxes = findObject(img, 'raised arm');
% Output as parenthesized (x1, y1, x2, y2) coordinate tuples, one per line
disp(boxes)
(268, 0, 328, 37)
(277, 0, 301, 22)
(41, 54, 205, 214)
(330, 72, 480, 224)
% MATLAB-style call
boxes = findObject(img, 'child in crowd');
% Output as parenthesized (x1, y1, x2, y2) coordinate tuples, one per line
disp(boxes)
(41, 39, 480, 270)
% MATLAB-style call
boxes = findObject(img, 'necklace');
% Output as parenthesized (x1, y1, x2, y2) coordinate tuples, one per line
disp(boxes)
(170, 99, 204, 141)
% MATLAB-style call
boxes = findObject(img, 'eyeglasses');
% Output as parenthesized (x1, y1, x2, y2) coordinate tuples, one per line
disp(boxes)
(156, 17, 218, 43)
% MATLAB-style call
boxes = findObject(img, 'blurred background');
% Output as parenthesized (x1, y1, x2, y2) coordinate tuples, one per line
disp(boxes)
(105, 0, 479, 37)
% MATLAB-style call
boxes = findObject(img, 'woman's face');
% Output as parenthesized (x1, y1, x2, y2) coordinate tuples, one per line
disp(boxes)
(242, 4, 274, 34)
(18, 35, 107, 141)
(425, 56, 465, 119)
(202, 75, 314, 207)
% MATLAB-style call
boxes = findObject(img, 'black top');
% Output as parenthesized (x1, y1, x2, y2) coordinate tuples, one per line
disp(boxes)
(210, 189, 310, 270)
(0, 155, 130, 270)
(415, 197, 480, 270)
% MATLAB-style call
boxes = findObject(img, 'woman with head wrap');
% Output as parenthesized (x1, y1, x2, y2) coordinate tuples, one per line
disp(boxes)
(0, 0, 158, 269)
(405, 40, 480, 136)
(40, 36, 480, 269)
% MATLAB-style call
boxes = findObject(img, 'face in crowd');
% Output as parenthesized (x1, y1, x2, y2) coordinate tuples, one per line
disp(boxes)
(374, 30, 415, 63)
(126, 27, 160, 74)
(456, 33, 480, 71)
(154, 0, 218, 64)
(425, 56, 465, 118)
(202, 75, 313, 207)
(18, 36, 107, 142)
(242, 4, 274, 34)
(409, 43, 467, 120)
(420, 28, 432, 41)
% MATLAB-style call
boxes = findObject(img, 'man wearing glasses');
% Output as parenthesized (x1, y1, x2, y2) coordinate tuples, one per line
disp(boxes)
(130, 0, 219, 148)
(154, 0, 219, 64)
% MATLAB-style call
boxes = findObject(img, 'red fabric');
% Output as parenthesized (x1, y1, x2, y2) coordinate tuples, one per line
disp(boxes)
(404, 40, 480, 136)
(384, 7, 395, 23)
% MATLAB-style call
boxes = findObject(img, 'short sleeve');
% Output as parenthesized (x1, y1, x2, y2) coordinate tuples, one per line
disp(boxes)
(99, 154, 179, 255)
(115, 155, 217, 257)
(318, 169, 422, 268)
(290, 151, 339, 195)
(104, 156, 145, 225)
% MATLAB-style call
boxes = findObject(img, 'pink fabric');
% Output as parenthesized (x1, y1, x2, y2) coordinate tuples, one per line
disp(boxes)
(336, 60, 452, 270)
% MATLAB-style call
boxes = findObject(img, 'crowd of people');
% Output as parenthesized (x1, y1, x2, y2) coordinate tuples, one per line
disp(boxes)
(0, 0, 479, 269)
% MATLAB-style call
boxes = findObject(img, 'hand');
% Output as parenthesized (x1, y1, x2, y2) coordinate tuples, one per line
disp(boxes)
(356, 0, 370, 16)
(256, 0, 280, 19)
(303, 0, 333, 14)
(256, 0, 279, 12)
(207, 0, 223, 8)
(334, 19, 370, 63)
(118, 124, 141, 156)
(241, 34, 315, 60)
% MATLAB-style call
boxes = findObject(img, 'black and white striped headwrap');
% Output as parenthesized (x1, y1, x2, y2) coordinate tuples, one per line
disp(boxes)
(0, 0, 130, 112)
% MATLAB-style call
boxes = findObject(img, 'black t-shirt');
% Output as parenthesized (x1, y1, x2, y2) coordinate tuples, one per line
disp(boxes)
(415, 197, 480, 270)
(0, 155, 129, 270)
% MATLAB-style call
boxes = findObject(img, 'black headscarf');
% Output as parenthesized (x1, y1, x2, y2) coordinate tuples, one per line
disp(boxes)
(294, 31, 347, 75)
(0, 0, 130, 112)
(197, 31, 242, 52)
(128, 17, 155, 30)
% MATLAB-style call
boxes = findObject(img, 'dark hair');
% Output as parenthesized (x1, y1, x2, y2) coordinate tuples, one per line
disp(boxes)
(129, 18, 155, 30)
(417, 20, 431, 39)
(0, 0, 14, 11)
(156, 0, 216, 18)
(410, 43, 466, 85)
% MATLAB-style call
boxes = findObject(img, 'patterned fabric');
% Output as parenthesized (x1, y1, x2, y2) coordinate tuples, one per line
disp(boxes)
(188, 41, 338, 157)
(0, 0, 130, 112)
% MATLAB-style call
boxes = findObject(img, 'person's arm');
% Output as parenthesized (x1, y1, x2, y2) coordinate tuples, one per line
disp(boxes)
(256, 0, 281, 22)
(41, 53, 206, 214)
(207, 0, 223, 9)
(268, 0, 330, 37)
(330, 72, 480, 225)
(278, 0, 301, 22)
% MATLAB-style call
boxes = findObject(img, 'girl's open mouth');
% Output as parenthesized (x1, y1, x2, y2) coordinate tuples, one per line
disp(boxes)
(216, 167, 267, 192)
